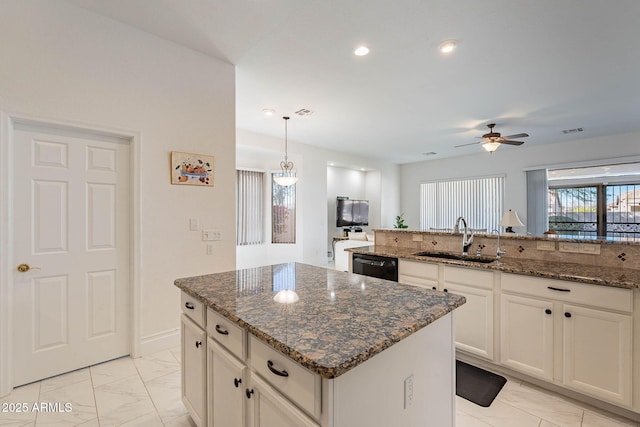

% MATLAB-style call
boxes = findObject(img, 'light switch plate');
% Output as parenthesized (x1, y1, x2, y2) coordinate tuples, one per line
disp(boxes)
(189, 218, 200, 231)
(203, 230, 221, 241)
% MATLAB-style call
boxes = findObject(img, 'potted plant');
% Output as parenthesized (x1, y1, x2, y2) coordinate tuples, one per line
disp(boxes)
(394, 214, 408, 229)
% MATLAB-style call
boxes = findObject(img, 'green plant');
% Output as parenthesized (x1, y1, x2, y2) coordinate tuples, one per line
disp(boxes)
(394, 214, 408, 229)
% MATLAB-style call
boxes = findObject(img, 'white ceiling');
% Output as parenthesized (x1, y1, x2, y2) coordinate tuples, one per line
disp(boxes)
(67, 0, 640, 164)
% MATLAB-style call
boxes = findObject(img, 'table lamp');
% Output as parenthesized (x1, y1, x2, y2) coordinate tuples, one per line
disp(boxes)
(499, 209, 524, 233)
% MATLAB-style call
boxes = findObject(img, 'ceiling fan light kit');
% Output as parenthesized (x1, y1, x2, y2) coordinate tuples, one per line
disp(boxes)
(273, 116, 299, 187)
(455, 123, 529, 153)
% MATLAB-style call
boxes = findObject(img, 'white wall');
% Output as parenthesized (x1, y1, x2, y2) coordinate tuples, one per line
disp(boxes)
(327, 166, 382, 247)
(400, 131, 640, 230)
(237, 129, 400, 267)
(0, 0, 236, 369)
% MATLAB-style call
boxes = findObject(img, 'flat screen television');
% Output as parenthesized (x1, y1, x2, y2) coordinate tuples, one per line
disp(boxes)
(336, 198, 369, 227)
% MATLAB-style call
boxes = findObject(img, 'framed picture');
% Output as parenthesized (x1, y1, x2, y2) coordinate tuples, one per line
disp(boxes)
(171, 151, 214, 186)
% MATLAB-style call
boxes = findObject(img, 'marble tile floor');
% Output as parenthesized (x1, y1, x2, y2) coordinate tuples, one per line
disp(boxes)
(1, 347, 638, 426)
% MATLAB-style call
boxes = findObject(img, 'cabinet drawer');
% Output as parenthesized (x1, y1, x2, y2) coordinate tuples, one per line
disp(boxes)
(249, 335, 321, 419)
(443, 266, 493, 289)
(207, 309, 246, 361)
(181, 291, 205, 328)
(399, 259, 438, 280)
(501, 273, 633, 313)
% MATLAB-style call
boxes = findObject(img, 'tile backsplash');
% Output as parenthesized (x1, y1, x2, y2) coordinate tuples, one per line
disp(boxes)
(374, 229, 640, 270)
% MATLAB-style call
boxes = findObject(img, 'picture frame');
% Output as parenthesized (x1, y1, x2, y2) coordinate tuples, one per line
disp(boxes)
(171, 151, 214, 186)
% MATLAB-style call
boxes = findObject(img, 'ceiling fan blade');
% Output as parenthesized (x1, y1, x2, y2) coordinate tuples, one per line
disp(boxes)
(501, 133, 529, 139)
(499, 140, 525, 146)
(454, 141, 482, 148)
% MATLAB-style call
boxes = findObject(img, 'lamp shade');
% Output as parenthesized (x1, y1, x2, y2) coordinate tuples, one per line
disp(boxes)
(499, 209, 524, 232)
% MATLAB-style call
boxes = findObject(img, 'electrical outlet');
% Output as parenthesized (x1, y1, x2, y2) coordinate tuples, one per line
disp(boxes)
(412, 234, 423, 242)
(404, 375, 414, 409)
(206, 244, 214, 255)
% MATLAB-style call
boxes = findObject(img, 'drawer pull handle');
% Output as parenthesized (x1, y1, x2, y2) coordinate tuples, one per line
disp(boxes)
(432, 286, 436, 290)
(185, 302, 195, 310)
(547, 286, 570, 292)
(246, 388, 254, 399)
(545, 309, 552, 315)
(443, 288, 448, 293)
(564, 312, 572, 318)
(215, 324, 229, 335)
(195, 341, 202, 348)
(234, 378, 242, 388)
(267, 360, 289, 377)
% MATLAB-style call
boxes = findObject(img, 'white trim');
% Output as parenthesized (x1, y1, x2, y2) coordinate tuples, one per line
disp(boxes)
(523, 156, 640, 172)
(0, 111, 142, 395)
(236, 166, 266, 173)
(139, 328, 180, 356)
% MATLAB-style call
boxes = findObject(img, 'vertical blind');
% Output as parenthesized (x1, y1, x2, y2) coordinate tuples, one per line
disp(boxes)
(420, 176, 505, 231)
(236, 170, 264, 246)
(272, 174, 296, 244)
(526, 169, 548, 235)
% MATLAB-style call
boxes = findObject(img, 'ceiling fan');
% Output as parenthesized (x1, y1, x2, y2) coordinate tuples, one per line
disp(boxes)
(455, 123, 529, 153)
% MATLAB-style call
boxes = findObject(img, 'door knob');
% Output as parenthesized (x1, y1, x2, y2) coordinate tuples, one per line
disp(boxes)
(17, 264, 40, 273)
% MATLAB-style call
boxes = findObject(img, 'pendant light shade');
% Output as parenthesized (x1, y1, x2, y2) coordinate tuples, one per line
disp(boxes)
(273, 116, 298, 187)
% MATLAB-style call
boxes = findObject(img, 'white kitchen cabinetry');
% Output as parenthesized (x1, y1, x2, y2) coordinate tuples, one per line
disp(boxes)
(181, 292, 207, 427)
(398, 259, 438, 289)
(443, 266, 495, 360)
(207, 338, 246, 427)
(181, 314, 207, 427)
(247, 373, 320, 427)
(501, 274, 633, 407)
(500, 293, 554, 380)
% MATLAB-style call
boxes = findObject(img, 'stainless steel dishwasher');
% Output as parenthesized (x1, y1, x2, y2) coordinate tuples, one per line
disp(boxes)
(351, 253, 398, 282)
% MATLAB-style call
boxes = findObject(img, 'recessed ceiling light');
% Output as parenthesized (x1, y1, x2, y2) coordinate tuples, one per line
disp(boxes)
(438, 40, 457, 54)
(354, 46, 370, 56)
(262, 108, 275, 116)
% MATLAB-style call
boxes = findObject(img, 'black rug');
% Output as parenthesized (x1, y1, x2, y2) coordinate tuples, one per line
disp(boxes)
(456, 360, 507, 407)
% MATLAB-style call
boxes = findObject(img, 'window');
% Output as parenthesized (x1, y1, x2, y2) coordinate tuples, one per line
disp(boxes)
(272, 174, 296, 243)
(420, 176, 504, 232)
(236, 170, 264, 245)
(548, 183, 640, 240)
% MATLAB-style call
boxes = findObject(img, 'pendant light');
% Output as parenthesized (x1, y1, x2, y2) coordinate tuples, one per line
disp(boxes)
(273, 116, 298, 186)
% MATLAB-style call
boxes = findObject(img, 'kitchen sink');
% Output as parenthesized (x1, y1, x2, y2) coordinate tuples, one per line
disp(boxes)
(413, 251, 496, 264)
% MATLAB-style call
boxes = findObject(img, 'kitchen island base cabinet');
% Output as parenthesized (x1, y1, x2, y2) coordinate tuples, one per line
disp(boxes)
(181, 314, 206, 427)
(328, 313, 455, 427)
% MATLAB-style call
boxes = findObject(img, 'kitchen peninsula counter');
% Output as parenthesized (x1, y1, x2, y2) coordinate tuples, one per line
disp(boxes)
(348, 245, 640, 289)
(175, 262, 465, 379)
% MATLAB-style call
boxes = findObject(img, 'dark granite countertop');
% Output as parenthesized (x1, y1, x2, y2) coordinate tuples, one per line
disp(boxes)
(348, 245, 639, 289)
(174, 262, 465, 379)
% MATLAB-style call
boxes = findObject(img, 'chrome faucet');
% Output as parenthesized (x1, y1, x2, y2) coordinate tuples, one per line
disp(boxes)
(491, 228, 506, 260)
(455, 216, 474, 256)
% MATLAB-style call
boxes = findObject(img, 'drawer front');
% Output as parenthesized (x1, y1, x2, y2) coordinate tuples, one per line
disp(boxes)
(399, 259, 438, 280)
(443, 265, 494, 289)
(207, 309, 246, 361)
(181, 291, 205, 328)
(398, 274, 438, 290)
(501, 273, 633, 313)
(249, 335, 320, 419)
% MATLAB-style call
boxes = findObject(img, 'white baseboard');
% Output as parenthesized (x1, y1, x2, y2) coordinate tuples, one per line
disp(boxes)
(137, 328, 180, 357)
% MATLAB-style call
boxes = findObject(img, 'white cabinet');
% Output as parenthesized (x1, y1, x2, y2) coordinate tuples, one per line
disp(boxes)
(500, 273, 633, 407)
(562, 303, 632, 407)
(182, 314, 207, 427)
(443, 266, 495, 360)
(500, 293, 554, 380)
(246, 373, 319, 427)
(207, 338, 246, 427)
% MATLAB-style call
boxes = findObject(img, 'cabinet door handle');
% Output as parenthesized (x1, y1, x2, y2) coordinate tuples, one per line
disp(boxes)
(267, 360, 289, 377)
(195, 341, 202, 348)
(545, 309, 552, 315)
(547, 286, 570, 292)
(443, 288, 448, 293)
(564, 312, 572, 318)
(215, 324, 229, 335)
(432, 286, 436, 290)
(234, 378, 242, 388)
(185, 302, 195, 310)
(246, 388, 254, 399)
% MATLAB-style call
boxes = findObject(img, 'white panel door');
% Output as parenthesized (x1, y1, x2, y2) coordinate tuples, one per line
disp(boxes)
(12, 123, 130, 386)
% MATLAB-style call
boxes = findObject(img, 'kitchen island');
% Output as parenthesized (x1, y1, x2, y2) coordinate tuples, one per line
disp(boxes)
(175, 262, 466, 427)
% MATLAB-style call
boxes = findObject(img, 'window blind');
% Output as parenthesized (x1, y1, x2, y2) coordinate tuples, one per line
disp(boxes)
(236, 170, 264, 246)
(420, 176, 504, 232)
